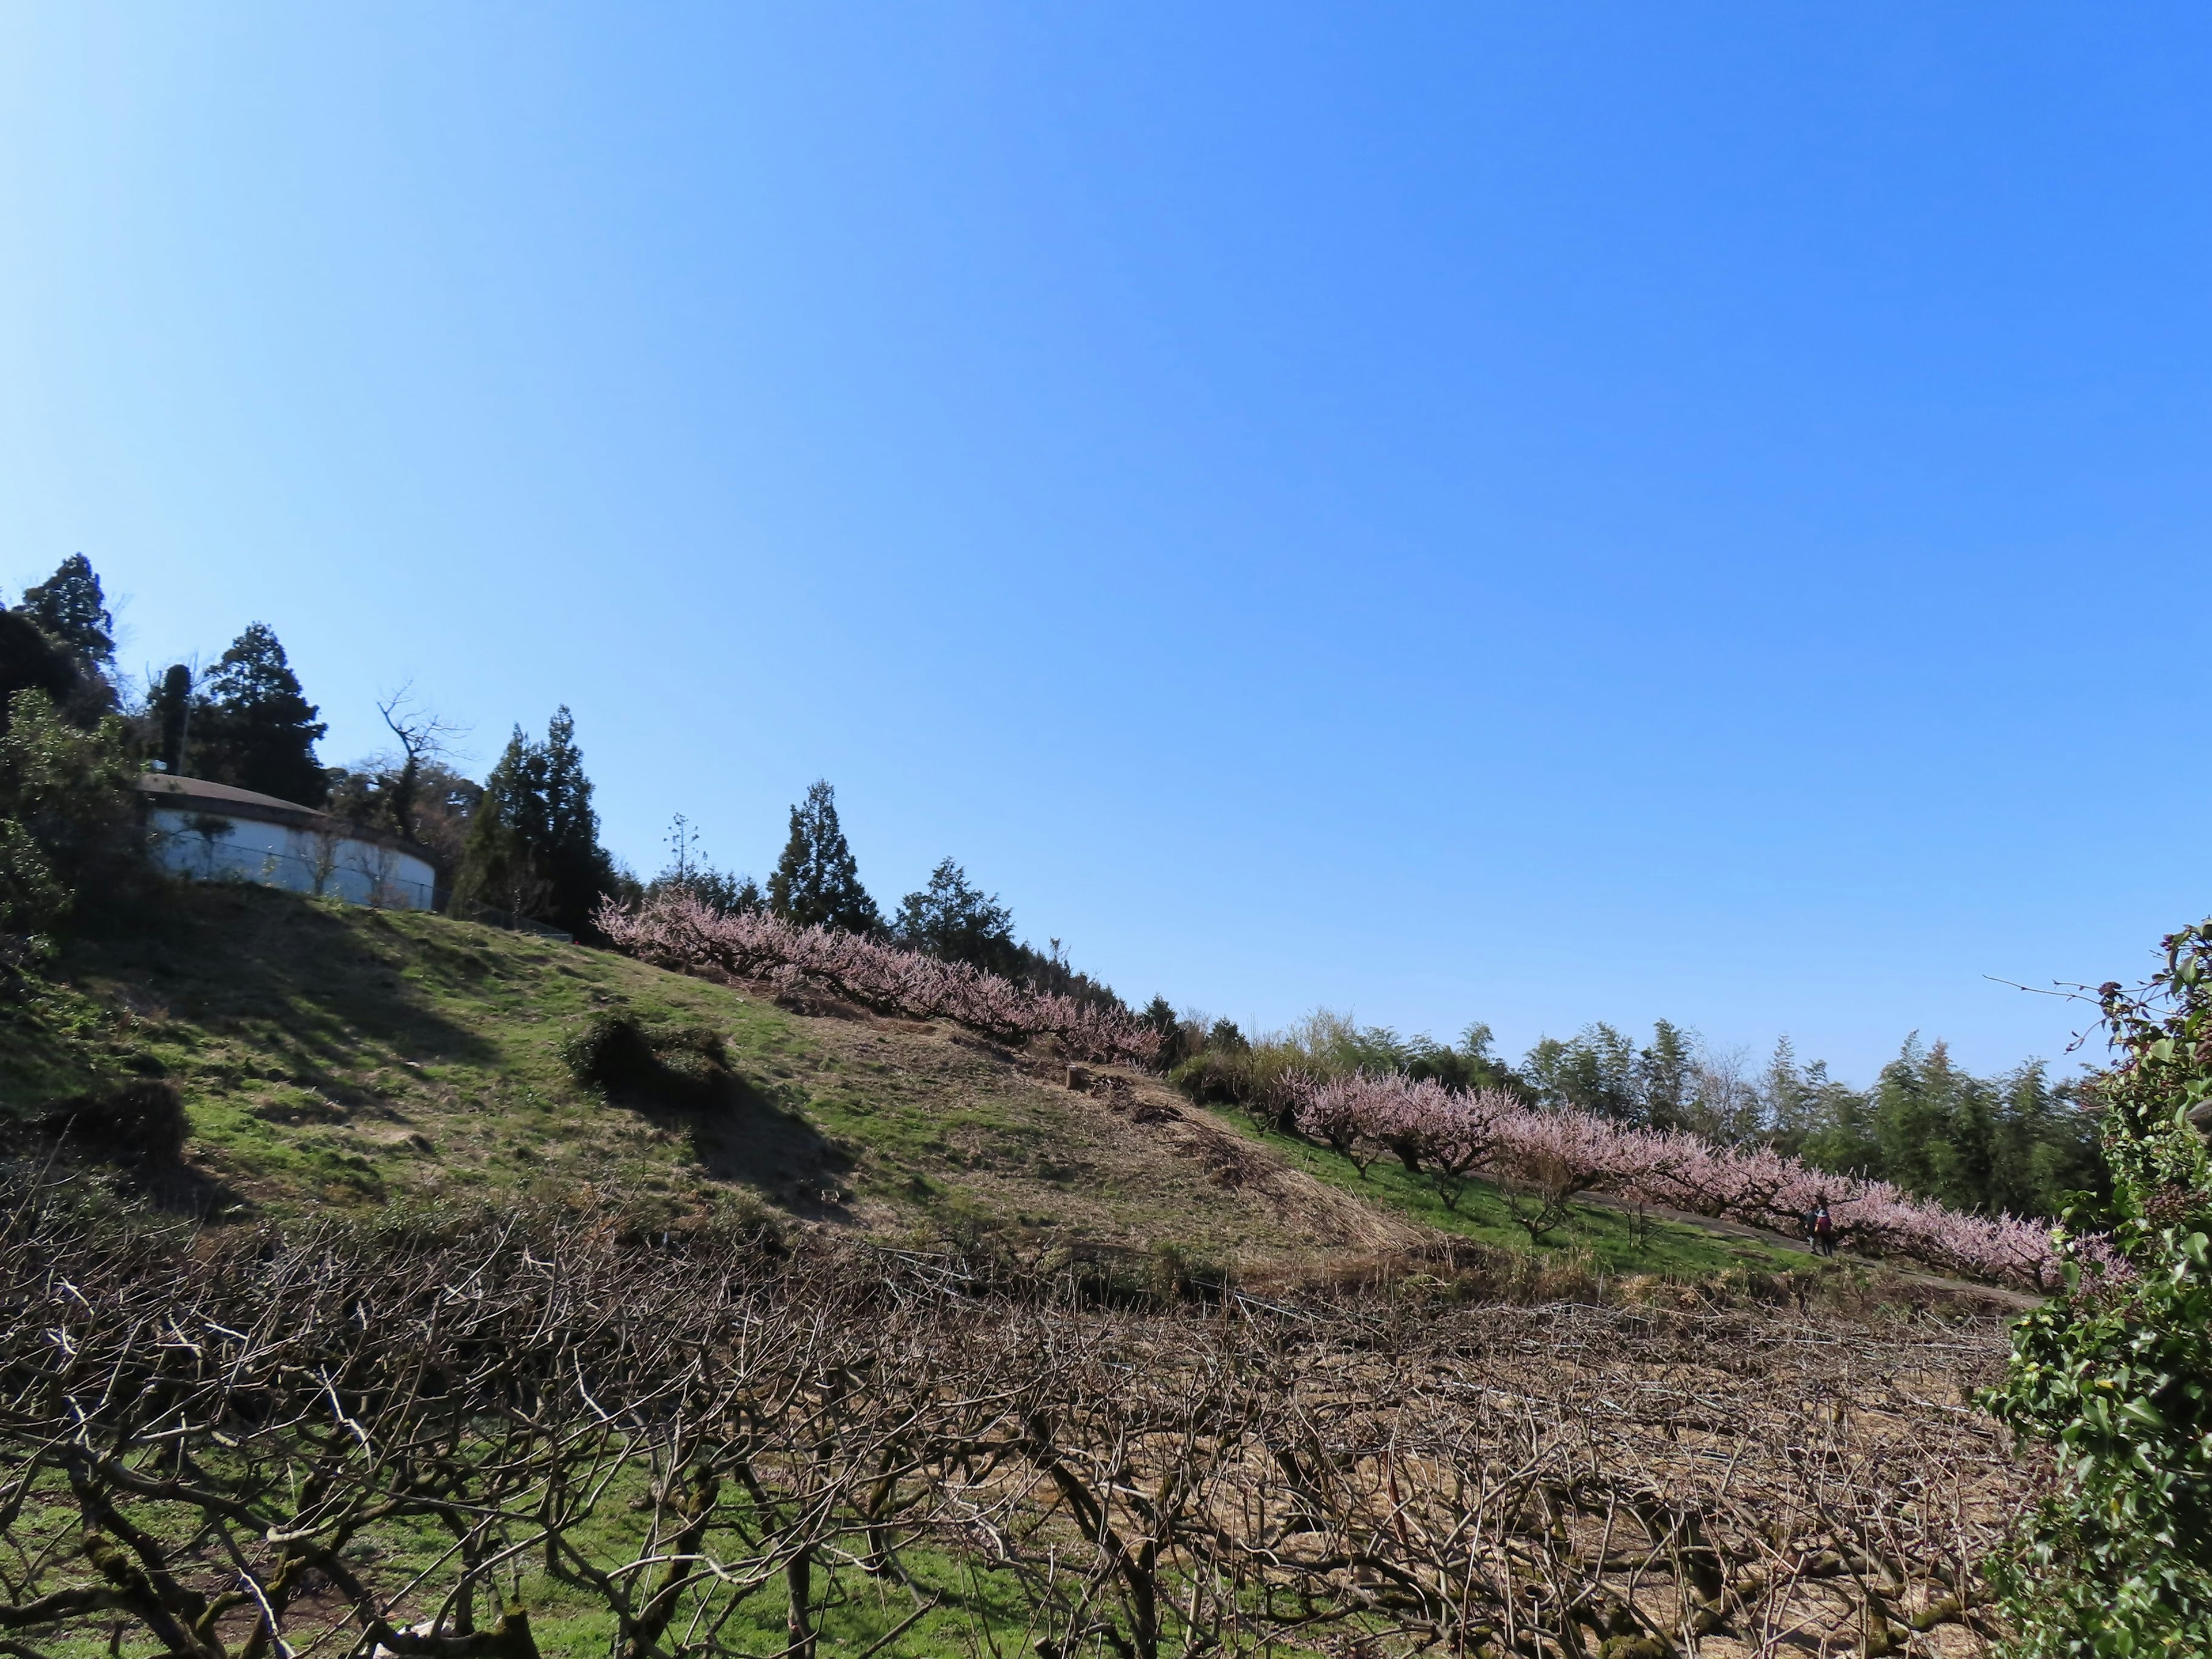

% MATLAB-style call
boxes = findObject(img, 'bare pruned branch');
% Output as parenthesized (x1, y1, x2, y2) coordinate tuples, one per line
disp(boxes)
(0, 1179, 2022, 1658)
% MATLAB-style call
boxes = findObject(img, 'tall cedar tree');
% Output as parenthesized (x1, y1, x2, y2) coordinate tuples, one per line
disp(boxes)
(19, 555, 115, 666)
(767, 780, 881, 933)
(193, 623, 328, 805)
(455, 707, 613, 936)
(894, 858, 1017, 974)
(150, 664, 194, 773)
(456, 730, 543, 922)
(3, 554, 117, 730)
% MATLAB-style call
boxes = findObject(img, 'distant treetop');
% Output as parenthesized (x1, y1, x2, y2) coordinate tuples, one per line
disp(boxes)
(192, 622, 329, 806)
(768, 780, 881, 934)
(20, 555, 114, 666)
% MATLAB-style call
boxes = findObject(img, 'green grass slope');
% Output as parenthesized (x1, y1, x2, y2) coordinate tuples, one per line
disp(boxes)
(1, 884, 1820, 1282)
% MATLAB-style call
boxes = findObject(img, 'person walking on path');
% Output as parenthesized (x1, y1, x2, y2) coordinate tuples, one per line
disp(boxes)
(1812, 1203, 1836, 1258)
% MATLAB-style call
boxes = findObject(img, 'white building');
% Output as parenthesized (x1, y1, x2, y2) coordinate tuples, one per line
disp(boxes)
(139, 774, 440, 911)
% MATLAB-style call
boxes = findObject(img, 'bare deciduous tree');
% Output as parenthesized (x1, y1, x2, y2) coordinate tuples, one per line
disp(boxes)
(376, 683, 467, 840)
(0, 1180, 2021, 1659)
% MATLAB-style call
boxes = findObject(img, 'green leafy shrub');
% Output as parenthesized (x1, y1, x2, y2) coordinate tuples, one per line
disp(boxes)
(1982, 919, 2212, 1654)
(1168, 1048, 1251, 1108)
(0, 819, 69, 947)
(560, 1011, 661, 1092)
(560, 1012, 731, 1108)
(0, 689, 139, 941)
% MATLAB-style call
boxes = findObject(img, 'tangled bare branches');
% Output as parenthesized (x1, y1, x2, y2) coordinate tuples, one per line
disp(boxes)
(0, 1188, 2021, 1658)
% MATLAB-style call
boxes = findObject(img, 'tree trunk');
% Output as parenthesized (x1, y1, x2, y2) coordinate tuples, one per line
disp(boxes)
(784, 1547, 813, 1659)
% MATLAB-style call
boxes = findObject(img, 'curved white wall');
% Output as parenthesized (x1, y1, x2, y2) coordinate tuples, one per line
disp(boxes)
(147, 807, 438, 910)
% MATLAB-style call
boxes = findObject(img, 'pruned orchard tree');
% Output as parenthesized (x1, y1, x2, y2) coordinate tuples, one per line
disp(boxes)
(0, 1178, 2022, 1659)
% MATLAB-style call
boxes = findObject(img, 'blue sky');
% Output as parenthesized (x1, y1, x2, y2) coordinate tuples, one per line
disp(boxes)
(4, 5, 2207, 1082)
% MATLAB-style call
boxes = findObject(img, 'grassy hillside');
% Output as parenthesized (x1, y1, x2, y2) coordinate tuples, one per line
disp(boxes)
(2, 883, 1823, 1282)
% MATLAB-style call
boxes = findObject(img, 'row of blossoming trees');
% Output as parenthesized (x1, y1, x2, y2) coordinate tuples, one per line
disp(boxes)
(598, 891, 1166, 1064)
(599, 891, 2060, 1289)
(1289, 1071, 2062, 1288)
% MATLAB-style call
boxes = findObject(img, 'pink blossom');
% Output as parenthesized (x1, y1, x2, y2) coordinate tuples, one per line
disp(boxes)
(596, 892, 1162, 1066)
(1281, 1071, 2064, 1289)
(597, 892, 2067, 1288)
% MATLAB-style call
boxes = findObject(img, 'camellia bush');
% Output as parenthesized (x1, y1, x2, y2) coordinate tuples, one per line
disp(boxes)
(596, 890, 1162, 1066)
(1981, 919, 2212, 1654)
(1286, 1069, 2063, 1287)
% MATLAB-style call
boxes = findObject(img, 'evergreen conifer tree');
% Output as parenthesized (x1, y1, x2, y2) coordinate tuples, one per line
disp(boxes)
(151, 665, 194, 773)
(456, 729, 541, 922)
(893, 858, 1016, 972)
(1140, 995, 1187, 1069)
(193, 623, 328, 804)
(453, 709, 614, 936)
(536, 707, 614, 934)
(19, 555, 115, 666)
(767, 780, 880, 933)
(3, 555, 116, 729)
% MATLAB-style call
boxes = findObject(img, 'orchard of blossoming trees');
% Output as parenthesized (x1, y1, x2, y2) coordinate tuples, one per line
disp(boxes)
(1290, 1070, 2062, 1288)
(598, 889, 1164, 1065)
(600, 889, 2066, 1287)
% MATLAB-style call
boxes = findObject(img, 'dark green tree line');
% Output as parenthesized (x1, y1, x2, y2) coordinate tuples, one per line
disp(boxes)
(768, 780, 882, 933)
(1783, 1036, 2105, 1220)
(2, 554, 118, 732)
(455, 708, 616, 937)
(188, 622, 329, 804)
(893, 858, 1017, 974)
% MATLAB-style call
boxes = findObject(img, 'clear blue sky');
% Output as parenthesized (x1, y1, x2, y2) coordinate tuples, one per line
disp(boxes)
(4, 5, 2207, 1082)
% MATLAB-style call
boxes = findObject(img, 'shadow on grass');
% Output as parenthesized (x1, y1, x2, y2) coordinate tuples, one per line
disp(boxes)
(566, 1012, 855, 1218)
(15, 1078, 247, 1218)
(626, 1073, 855, 1219)
(65, 884, 507, 1086)
(5, 1138, 247, 1221)
(131, 1156, 245, 1218)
